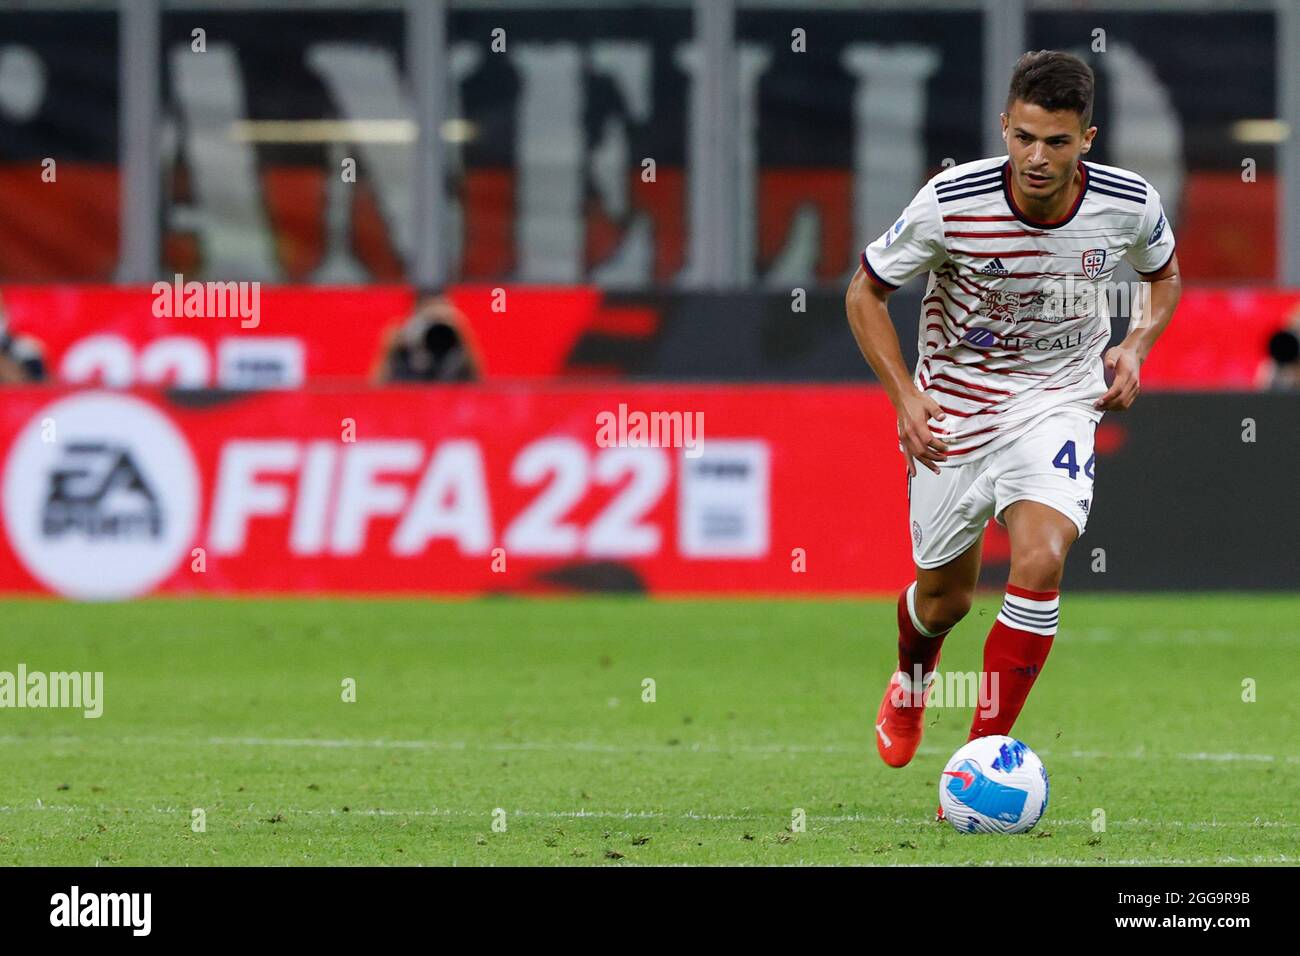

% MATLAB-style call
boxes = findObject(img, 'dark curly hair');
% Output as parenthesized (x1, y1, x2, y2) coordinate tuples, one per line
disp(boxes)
(1006, 50, 1095, 128)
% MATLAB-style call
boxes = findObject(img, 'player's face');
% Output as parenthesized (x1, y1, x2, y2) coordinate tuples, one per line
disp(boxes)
(1001, 101, 1097, 200)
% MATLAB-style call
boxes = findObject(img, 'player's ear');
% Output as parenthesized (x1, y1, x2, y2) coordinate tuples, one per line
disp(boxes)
(1000, 113, 1009, 142)
(1079, 125, 1097, 154)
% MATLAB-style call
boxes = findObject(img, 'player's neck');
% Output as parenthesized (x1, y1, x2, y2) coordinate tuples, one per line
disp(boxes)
(1008, 163, 1084, 225)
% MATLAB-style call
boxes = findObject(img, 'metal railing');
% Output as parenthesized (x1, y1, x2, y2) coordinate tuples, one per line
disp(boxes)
(90, 0, 1299, 286)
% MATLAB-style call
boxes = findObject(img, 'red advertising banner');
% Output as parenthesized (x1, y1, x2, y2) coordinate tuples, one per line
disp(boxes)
(1136, 288, 1298, 389)
(0, 385, 911, 599)
(3, 284, 1295, 389)
(0, 285, 602, 385)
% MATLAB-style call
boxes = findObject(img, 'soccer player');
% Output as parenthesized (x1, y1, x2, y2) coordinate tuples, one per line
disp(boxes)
(844, 51, 1181, 802)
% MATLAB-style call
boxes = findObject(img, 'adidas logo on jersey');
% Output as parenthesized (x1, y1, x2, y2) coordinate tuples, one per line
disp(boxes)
(980, 258, 1010, 277)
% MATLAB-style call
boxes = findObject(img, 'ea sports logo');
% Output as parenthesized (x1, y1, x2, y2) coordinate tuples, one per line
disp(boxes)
(2, 393, 199, 599)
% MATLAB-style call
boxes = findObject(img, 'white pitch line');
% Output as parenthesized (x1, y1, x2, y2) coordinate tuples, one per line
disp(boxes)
(283, 810, 1300, 830)
(1051, 627, 1300, 645)
(209, 736, 1300, 765)
(1175, 751, 1278, 762)
(887, 856, 1300, 866)
(2, 733, 1297, 766)
(205, 736, 856, 755)
(0, 804, 1294, 831)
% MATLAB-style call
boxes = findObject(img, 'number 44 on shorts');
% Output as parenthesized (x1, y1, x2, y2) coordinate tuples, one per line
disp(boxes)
(1052, 440, 1095, 480)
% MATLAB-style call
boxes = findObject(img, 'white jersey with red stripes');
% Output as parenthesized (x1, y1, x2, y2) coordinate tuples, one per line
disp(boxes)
(861, 155, 1176, 465)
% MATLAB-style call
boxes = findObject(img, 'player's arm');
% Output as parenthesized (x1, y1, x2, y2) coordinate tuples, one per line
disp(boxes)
(1097, 189, 1182, 412)
(845, 266, 948, 476)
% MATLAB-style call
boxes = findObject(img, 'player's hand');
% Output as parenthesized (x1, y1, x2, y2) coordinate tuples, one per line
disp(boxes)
(897, 389, 948, 477)
(1095, 346, 1142, 411)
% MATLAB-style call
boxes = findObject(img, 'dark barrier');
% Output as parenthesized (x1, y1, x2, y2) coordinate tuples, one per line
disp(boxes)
(569, 289, 916, 381)
(575, 288, 1293, 390)
(1045, 394, 1299, 591)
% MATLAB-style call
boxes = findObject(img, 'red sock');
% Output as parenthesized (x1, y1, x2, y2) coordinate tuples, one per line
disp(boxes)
(896, 582, 949, 685)
(968, 585, 1058, 740)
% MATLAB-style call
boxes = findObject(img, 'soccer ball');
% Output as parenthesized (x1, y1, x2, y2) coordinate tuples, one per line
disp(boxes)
(938, 735, 1049, 834)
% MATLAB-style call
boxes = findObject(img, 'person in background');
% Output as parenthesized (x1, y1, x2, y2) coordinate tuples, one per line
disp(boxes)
(373, 289, 480, 384)
(0, 294, 46, 384)
(1255, 302, 1300, 391)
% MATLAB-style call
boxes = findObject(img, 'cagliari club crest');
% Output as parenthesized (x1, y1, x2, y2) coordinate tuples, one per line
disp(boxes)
(1081, 248, 1107, 280)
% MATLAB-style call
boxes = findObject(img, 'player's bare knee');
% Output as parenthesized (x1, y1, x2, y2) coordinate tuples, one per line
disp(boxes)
(916, 589, 973, 634)
(940, 591, 975, 630)
(1011, 542, 1069, 591)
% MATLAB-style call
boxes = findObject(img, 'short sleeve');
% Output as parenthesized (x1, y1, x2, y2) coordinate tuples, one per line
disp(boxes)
(860, 184, 947, 290)
(1123, 186, 1176, 276)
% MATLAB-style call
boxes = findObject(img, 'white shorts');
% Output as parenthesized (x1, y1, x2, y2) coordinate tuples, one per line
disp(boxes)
(908, 408, 1098, 569)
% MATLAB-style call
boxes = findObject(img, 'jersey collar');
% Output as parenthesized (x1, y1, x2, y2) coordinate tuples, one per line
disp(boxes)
(1001, 160, 1088, 229)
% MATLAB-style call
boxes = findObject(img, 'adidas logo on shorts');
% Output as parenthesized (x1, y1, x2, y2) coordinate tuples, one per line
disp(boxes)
(1076, 498, 1091, 515)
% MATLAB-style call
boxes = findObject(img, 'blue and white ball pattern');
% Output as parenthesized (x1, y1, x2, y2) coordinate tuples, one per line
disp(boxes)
(939, 735, 1049, 834)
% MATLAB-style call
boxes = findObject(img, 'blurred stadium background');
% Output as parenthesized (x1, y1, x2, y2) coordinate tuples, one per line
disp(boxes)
(0, 0, 1296, 600)
(0, 0, 1298, 866)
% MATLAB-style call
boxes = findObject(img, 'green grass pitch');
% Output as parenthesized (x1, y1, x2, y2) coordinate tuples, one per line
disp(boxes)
(1, 594, 1296, 866)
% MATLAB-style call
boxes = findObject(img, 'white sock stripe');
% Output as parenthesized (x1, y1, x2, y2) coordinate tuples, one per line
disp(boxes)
(1001, 603, 1058, 623)
(906, 582, 941, 638)
(998, 591, 1059, 635)
(996, 610, 1057, 636)
(1003, 593, 1059, 614)
(999, 606, 1058, 630)
(993, 613, 1055, 634)
(1001, 596, 1058, 614)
